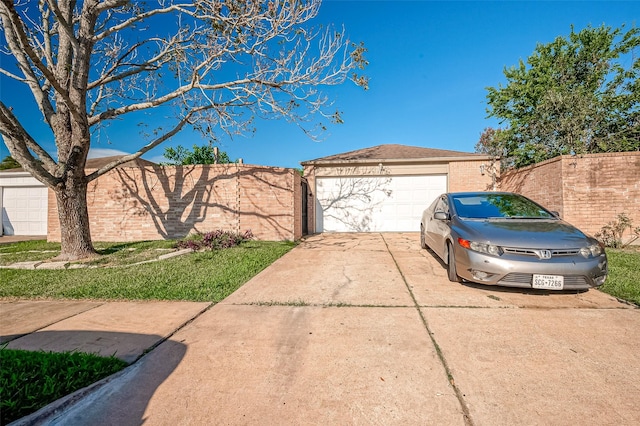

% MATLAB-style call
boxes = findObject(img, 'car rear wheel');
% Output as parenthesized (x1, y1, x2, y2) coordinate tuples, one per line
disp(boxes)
(420, 225, 427, 249)
(446, 241, 461, 282)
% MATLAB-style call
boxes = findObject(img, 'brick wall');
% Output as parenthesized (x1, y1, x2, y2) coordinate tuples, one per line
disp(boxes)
(500, 152, 640, 239)
(499, 157, 565, 216)
(48, 164, 302, 242)
(448, 159, 497, 192)
(237, 167, 302, 240)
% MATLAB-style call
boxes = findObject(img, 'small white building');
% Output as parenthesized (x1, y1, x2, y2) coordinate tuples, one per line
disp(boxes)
(302, 144, 495, 233)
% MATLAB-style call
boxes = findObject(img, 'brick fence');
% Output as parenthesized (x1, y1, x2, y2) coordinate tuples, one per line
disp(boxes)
(448, 159, 498, 192)
(45, 153, 638, 243)
(48, 164, 303, 242)
(500, 152, 640, 241)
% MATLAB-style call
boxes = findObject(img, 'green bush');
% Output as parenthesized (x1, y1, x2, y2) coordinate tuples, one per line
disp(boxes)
(176, 229, 254, 251)
(595, 213, 640, 248)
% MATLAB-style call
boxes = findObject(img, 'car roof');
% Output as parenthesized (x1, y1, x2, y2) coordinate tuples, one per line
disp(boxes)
(445, 192, 521, 198)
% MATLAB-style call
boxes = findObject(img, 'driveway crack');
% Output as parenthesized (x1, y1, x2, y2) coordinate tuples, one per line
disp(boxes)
(381, 234, 474, 426)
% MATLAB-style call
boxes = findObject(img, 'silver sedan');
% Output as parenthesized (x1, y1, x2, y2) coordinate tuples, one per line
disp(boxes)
(420, 192, 608, 290)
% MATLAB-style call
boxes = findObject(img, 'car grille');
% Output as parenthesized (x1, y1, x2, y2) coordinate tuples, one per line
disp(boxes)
(502, 247, 581, 257)
(498, 273, 589, 288)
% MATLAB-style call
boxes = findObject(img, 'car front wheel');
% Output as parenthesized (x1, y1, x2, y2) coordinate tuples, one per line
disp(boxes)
(446, 241, 460, 283)
(420, 225, 427, 249)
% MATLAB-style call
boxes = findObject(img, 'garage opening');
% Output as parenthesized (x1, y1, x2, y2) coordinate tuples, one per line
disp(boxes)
(316, 174, 446, 232)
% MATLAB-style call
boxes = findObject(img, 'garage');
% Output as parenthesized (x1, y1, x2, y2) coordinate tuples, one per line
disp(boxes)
(302, 144, 494, 234)
(316, 174, 447, 232)
(0, 171, 48, 236)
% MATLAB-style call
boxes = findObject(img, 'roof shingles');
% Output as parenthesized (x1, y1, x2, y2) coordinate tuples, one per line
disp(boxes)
(302, 144, 485, 165)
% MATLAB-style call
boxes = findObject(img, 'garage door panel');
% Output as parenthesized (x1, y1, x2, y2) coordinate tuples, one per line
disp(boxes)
(317, 175, 446, 232)
(28, 198, 45, 209)
(2, 187, 48, 236)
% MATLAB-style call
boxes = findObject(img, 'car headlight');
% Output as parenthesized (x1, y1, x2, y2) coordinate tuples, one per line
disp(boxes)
(458, 238, 503, 256)
(580, 244, 603, 258)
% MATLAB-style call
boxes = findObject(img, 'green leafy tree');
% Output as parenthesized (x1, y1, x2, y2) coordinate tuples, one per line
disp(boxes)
(0, 0, 368, 260)
(163, 144, 232, 165)
(0, 155, 21, 170)
(484, 24, 639, 169)
(475, 127, 509, 171)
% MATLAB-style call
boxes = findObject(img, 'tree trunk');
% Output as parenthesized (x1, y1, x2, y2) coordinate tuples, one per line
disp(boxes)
(54, 177, 97, 261)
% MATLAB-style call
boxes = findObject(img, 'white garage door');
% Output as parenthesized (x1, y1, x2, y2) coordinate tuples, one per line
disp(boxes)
(2, 186, 48, 235)
(316, 175, 447, 232)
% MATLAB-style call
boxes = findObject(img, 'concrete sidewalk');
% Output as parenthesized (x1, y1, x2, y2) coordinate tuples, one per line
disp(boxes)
(3, 233, 639, 425)
(2, 300, 211, 363)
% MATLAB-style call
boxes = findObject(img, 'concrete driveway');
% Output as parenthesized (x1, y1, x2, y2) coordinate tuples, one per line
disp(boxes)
(9, 233, 640, 425)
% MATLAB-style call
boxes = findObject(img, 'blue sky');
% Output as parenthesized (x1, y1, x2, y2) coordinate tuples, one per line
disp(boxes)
(1, 0, 638, 169)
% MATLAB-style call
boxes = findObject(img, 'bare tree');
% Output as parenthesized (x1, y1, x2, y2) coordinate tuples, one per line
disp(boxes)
(0, 0, 368, 260)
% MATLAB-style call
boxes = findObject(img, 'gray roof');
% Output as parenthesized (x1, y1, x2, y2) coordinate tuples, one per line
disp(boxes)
(301, 144, 488, 165)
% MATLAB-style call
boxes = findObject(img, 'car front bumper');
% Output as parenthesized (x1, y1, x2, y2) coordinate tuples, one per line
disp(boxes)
(454, 247, 608, 290)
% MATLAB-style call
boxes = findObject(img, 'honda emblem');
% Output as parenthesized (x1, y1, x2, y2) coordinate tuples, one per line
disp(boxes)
(538, 250, 552, 260)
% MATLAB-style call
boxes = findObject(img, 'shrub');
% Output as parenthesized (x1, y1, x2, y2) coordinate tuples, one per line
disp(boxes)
(595, 213, 640, 248)
(177, 230, 254, 251)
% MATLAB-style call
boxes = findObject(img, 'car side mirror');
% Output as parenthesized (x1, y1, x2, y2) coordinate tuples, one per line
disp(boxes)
(434, 211, 449, 221)
(550, 211, 560, 218)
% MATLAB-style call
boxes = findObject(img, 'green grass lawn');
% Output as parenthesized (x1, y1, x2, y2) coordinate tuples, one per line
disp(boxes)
(0, 349, 127, 424)
(600, 247, 640, 306)
(5, 240, 635, 304)
(0, 238, 295, 423)
(0, 240, 294, 301)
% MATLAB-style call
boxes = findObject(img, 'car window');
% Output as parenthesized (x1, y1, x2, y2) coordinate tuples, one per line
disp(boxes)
(452, 194, 555, 219)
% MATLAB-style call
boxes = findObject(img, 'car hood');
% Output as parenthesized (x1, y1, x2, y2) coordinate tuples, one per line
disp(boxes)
(455, 218, 592, 249)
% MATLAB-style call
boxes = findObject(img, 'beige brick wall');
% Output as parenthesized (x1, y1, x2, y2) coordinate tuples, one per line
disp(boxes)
(500, 157, 565, 216)
(448, 159, 497, 192)
(48, 164, 301, 242)
(500, 152, 640, 238)
(237, 167, 302, 241)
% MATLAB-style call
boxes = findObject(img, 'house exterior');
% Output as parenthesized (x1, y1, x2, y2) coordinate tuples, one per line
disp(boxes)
(302, 144, 495, 233)
(0, 156, 154, 237)
(1, 156, 305, 242)
(9, 146, 634, 243)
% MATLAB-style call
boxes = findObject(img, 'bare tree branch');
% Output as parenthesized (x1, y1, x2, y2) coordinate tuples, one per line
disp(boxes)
(43, 0, 79, 52)
(86, 104, 214, 181)
(87, 38, 168, 90)
(0, 0, 83, 123)
(0, 0, 368, 259)
(0, 101, 58, 184)
(0, 1, 56, 123)
(93, 3, 190, 42)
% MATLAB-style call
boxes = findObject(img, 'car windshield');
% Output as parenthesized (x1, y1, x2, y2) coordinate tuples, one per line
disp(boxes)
(451, 194, 555, 219)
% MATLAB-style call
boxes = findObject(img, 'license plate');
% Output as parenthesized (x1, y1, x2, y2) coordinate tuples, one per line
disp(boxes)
(532, 274, 564, 290)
